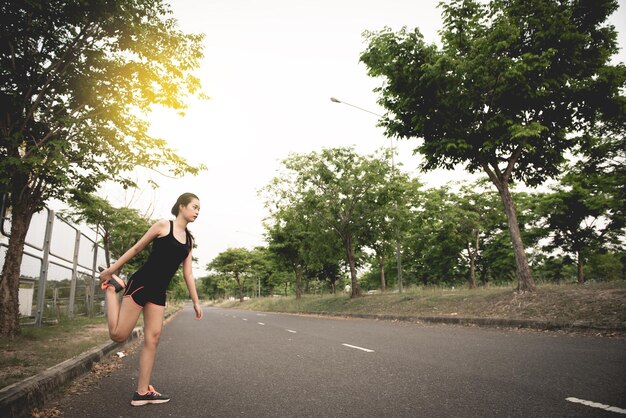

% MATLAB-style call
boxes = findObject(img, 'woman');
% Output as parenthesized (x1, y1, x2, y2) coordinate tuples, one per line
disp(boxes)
(98, 192, 203, 407)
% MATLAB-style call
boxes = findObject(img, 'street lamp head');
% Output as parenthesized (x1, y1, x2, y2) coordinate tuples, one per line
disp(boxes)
(329, 96, 383, 117)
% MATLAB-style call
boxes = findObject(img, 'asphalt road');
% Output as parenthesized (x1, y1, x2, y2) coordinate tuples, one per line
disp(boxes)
(55, 305, 625, 417)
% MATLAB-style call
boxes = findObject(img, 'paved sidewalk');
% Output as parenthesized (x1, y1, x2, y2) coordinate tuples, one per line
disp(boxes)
(0, 327, 143, 418)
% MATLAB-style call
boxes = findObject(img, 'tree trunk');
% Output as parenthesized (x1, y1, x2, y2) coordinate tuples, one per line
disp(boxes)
(379, 253, 386, 291)
(467, 230, 480, 289)
(235, 274, 244, 302)
(576, 251, 585, 284)
(295, 267, 302, 300)
(0, 203, 36, 337)
(497, 183, 536, 292)
(466, 244, 476, 289)
(344, 235, 359, 298)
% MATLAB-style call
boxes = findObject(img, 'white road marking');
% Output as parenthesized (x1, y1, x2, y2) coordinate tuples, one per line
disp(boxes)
(258, 322, 265, 326)
(286, 329, 297, 333)
(342, 343, 375, 353)
(566, 397, 626, 414)
(242, 318, 248, 321)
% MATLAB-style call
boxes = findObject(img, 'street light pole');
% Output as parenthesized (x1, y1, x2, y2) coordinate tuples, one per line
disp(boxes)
(330, 97, 403, 293)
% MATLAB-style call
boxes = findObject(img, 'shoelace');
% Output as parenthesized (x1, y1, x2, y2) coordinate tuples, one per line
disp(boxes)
(147, 385, 161, 396)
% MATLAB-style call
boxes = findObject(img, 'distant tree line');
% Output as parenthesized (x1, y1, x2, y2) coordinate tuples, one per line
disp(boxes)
(67, 135, 625, 302)
(204, 143, 624, 300)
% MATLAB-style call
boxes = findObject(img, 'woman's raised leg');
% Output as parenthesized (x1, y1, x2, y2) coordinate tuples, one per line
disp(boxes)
(104, 288, 142, 342)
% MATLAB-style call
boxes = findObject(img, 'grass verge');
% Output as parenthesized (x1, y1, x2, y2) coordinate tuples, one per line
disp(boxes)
(215, 281, 626, 326)
(0, 303, 182, 390)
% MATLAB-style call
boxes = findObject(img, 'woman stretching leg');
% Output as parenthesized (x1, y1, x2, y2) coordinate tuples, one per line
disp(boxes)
(99, 193, 203, 406)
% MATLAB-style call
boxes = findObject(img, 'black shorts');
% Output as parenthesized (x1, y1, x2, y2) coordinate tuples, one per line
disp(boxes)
(123, 277, 166, 307)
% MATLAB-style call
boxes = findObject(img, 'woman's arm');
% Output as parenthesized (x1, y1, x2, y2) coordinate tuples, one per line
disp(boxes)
(99, 219, 169, 283)
(182, 245, 203, 320)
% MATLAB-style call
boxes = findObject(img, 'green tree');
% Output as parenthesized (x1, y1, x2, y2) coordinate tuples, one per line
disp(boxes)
(454, 182, 503, 288)
(479, 191, 540, 285)
(249, 246, 276, 297)
(268, 270, 293, 297)
(586, 252, 625, 282)
(268, 147, 396, 298)
(0, 0, 206, 337)
(404, 186, 468, 286)
(532, 254, 569, 284)
(300, 208, 345, 294)
(62, 192, 153, 273)
(402, 182, 529, 287)
(264, 157, 341, 299)
(537, 166, 625, 283)
(579, 134, 625, 230)
(264, 204, 311, 299)
(360, 0, 624, 292)
(208, 248, 253, 302)
(363, 170, 419, 291)
(307, 259, 344, 294)
(200, 274, 225, 300)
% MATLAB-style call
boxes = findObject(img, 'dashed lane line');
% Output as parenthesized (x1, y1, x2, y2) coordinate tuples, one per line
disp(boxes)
(566, 397, 626, 414)
(258, 322, 265, 326)
(286, 329, 297, 333)
(342, 343, 375, 353)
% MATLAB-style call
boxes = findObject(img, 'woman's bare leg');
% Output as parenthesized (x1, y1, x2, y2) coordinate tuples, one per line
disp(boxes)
(137, 302, 165, 394)
(104, 287, 142, 342)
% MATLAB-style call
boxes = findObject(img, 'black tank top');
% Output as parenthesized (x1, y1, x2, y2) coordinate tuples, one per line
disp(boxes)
(132, 221, 191, 291)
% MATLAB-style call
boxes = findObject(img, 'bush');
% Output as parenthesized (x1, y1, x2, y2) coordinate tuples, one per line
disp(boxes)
(586, 252, 624, 282)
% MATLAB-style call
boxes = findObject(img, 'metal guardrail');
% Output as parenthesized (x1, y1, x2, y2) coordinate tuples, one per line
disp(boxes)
(0, 198, 107, 325)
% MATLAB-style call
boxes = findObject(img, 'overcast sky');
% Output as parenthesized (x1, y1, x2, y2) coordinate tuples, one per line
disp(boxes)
(92, 0, 626, 277)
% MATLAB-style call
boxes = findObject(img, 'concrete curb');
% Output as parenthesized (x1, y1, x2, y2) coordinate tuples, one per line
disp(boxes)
(0, 327, 143, 418)
(0, 307, 180, 418)
(289, 311, 626, 333)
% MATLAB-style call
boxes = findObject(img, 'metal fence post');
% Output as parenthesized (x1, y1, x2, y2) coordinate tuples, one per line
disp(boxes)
(88, 239, 99, 316)
(35, 209, 55, 326)
(68, 229, 81, 317)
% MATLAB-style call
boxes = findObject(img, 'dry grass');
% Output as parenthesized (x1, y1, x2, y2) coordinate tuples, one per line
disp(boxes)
(0, 303, 182, 390)
(0, 317, 111, 390)
(217, 282, 626, 325)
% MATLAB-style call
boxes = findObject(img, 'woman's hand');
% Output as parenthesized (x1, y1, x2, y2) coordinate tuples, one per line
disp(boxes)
(98, 266, 112, 286)
(193, 302, 203, 320)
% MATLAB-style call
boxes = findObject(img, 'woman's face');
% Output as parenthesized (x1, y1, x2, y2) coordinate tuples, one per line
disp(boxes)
(180, 198, 200, 222)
